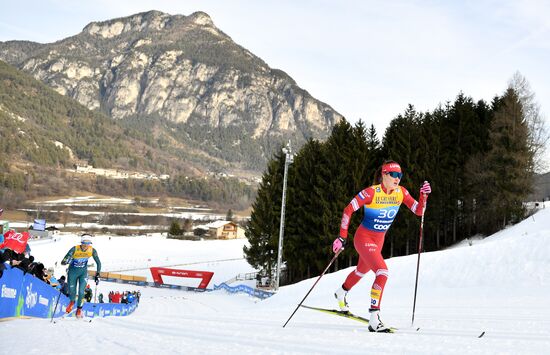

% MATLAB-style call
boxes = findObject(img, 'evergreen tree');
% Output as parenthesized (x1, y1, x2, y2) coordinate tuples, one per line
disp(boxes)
(168, 220, 183, 236)
(226, 209, 234, 221)
(472, 88, 533, 234)
(245, 86, 538, 287)
(318, 120, 360, 269)
(284, 139, 327, 281)
(243, 150, 285, 279)
(365, 123, 381, 175)
(380, 105, 424, 255)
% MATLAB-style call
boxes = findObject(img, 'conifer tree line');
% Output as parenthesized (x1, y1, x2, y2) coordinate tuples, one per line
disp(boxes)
(244, 75, 547, 285)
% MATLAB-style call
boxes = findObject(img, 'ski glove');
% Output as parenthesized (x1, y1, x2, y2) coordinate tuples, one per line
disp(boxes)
(333, 236, 347, 253)
(420, 181, 431, 195)
(94, 272, 100, 285)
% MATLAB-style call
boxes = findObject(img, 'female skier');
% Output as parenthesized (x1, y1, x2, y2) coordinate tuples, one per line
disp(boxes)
(332, 161, 431, 332)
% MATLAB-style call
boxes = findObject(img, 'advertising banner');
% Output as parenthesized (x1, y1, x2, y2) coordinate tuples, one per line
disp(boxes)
(0, 267, 24, 318)
(0, 267, 138, 320)
(33, 219, 46, 231)
(20, 272, 62, 318)
(150, 267, 214, 289)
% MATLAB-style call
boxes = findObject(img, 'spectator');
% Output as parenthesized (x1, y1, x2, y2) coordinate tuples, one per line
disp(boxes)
(3, 249, 33, 273)
(113, 291, 121, 303)
(0, 230, 31, 277)
(98, 293, 104, 303)
(49, 274, 59, 288)
(121, 291, 128, 304)
(84, 284, 93, 303)
(28, 262, 49, 283)
(58, 275, 70, 296)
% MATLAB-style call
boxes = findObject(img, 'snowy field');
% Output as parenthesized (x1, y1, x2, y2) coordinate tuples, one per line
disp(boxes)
(2, 204, 550, 354)
(29, 234, 257, 287)
(14, 196, 228, 232)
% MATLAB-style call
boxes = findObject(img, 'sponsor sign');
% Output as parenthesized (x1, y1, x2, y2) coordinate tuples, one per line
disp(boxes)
(21, 274, 59, 318)
(150, 267, 214, 289)
(0, 267, 23, 318)
(1, 267, 138, 320)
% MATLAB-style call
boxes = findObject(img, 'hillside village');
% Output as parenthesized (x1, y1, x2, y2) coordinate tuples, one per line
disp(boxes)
(72, 164, 170, 180)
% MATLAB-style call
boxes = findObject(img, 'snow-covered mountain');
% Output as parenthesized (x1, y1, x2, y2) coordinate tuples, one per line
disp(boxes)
(2, 203, 550, 354)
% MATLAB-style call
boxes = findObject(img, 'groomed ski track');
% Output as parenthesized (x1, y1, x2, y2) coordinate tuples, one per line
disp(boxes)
(2, 203, 550, 354)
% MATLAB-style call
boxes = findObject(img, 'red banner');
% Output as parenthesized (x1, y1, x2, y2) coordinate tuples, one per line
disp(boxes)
(0, 230, 30, 254)
(150, 267, 214, 289)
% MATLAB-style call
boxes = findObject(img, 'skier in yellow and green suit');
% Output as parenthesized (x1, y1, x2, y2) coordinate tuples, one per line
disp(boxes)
(61, 234, 101, 318)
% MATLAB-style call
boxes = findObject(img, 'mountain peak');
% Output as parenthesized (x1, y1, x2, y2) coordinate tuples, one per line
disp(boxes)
(83, 10, 172, 38)
(0, 10, 342, 173)
(81, 11, 216, 40)
(187, 11, 214, 27)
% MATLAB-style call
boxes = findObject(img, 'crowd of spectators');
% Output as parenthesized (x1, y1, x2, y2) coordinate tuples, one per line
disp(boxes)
(2, 234, 141, 306)
(0, 230, 53, 282)
(107, 290, 141, 304)
(1, 208, 141, 307)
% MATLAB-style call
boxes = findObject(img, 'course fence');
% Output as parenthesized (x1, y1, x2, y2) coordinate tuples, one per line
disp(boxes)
(96, 275, 274, 299)
(214, 282, 274, 299)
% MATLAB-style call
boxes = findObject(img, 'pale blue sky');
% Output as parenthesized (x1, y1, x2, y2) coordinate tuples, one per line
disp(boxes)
(1, 0, 549, 159)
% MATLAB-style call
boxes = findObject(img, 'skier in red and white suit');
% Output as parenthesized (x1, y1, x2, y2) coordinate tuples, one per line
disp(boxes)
(332, 161, 431, 332)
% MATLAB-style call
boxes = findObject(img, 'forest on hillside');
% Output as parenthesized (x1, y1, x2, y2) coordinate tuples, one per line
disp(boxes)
(244, 74, 549, 285)
(0, 59, 258, 210)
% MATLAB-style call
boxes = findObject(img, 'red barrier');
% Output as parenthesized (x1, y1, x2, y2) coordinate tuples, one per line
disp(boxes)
(149, 267, 214, 289)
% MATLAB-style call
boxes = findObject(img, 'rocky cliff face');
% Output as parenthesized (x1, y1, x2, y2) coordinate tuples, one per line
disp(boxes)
(0, 10, 342, 172)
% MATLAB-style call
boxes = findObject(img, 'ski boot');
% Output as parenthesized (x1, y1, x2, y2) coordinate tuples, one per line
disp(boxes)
(76, 307, 83, 319)
(334, 286, 349, 312)
(66, 301, 75, 313)
(368, 309, 391, 333)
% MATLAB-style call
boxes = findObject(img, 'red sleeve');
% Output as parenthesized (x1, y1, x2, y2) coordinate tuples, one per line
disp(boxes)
(339, 187, 374, 238)
(401, 186, 426, 216)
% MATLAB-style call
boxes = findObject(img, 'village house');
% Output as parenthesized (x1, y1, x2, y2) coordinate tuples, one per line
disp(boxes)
(195, 221, 244, 239)
(209, 221, 240, 239)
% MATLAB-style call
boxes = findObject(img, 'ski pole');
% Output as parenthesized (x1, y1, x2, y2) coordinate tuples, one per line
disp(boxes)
(283, 249, 342, 328)
(50, 288, 63, 323)
(411, 192, 428, 326)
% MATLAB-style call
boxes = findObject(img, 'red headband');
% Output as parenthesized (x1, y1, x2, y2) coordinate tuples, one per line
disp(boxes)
(382, 163, 402, 174)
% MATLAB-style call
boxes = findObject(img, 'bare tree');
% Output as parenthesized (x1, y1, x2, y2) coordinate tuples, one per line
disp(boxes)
(509, 72, 550, 173)
(61, 207, 71, 227)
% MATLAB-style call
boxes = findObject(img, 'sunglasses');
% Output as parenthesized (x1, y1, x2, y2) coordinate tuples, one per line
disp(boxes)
(386, 171, 403, 179)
